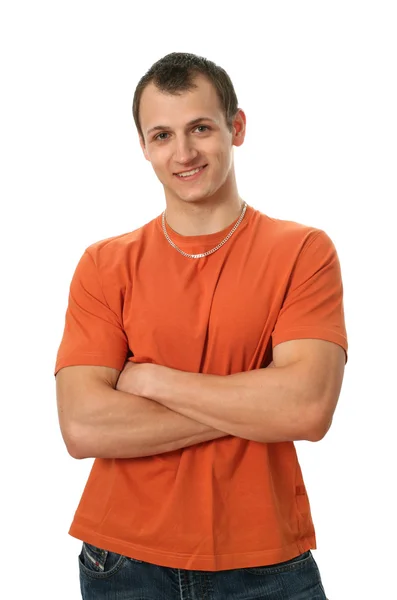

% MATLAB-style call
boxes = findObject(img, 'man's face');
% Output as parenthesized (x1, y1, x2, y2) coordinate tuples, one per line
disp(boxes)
(139, 75, 245, 205)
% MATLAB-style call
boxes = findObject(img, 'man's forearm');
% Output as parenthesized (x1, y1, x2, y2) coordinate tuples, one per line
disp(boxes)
(73, 387, 229, 460)
(147, 363, 320, 444)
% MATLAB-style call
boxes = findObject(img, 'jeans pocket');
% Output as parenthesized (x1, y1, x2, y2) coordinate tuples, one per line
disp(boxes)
(244, 550, 313, 575)
(78, 542, 128, 580)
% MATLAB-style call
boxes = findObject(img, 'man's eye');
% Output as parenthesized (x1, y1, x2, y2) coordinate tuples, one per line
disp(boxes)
(155, 132, 169, 141)
(195, 125, 209, 133)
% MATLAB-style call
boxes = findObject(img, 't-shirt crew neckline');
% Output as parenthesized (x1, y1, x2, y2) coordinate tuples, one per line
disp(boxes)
(155, 204, 254, 251)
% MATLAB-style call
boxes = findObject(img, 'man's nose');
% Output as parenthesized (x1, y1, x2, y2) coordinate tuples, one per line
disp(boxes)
(174, 136, 198, 164)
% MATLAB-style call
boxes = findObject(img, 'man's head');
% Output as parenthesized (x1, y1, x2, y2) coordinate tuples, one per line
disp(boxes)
(132, 52, 246, 205)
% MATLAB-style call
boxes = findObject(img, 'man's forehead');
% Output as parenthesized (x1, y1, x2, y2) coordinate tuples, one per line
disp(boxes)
(140, 77, 223, 133)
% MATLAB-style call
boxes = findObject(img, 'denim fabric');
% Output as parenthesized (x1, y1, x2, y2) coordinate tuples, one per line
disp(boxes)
(79, 542, 328, 599)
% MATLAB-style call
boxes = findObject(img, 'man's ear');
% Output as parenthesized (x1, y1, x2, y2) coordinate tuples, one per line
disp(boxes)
(139, 136, 150, 161)
(232, 109, 246, 148)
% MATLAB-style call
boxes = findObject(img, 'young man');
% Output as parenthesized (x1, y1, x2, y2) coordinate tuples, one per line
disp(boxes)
(55, 52, 346, 599)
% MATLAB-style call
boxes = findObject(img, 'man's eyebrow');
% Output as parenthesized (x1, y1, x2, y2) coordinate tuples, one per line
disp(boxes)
(146, 117, 218, 136)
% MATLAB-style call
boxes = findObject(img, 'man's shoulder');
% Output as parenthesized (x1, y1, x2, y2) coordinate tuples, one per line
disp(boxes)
(84, 215, 158, 265)
(254, 209, 324, 248)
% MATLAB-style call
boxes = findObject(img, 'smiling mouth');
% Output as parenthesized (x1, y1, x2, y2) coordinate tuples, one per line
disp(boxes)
(174, 165, 208, 178)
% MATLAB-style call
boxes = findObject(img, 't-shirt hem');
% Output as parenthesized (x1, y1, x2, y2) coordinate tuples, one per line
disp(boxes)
(54, 353, 127, 376)
(272, 328, 348, 362)
(69, 523, 316, 571)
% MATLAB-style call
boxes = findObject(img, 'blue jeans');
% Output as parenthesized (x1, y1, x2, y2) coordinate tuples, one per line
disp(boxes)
(79, 542, 328, 599)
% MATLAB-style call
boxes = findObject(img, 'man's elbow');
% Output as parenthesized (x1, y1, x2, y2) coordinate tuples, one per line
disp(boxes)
(68, 446, 85, 460)
(67, 441, 87, 460)
(60, 423, 90, 459)
(306, 410, 334, 442)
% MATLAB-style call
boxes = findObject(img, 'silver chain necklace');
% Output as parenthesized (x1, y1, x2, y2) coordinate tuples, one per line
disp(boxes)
(161, 202, 248, 259)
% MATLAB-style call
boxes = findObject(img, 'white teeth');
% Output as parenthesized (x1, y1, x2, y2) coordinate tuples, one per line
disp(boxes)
(177, 167, 203, 177)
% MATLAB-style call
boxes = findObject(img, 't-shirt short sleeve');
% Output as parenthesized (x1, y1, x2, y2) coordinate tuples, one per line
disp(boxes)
(272, 230, 348, 361)
(54, 249, 128, 375)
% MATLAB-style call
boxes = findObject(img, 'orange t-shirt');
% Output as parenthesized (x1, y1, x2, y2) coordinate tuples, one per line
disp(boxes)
(55, 204, 347, 571)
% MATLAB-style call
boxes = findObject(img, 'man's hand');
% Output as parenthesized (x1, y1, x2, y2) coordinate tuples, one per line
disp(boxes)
(116, 358, 169, 398)
(116, 360, 152, 397)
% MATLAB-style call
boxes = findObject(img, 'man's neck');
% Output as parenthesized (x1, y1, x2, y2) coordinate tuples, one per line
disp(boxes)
(164, 197, 245, 237)
(163, 168, 245, 238)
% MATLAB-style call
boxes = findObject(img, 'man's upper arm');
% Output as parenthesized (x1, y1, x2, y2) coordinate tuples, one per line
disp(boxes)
(271, 229, 348, 440)
(56, 365, 120, 457)
(54, 247, 128, 455)
(273, 338, 345, 440)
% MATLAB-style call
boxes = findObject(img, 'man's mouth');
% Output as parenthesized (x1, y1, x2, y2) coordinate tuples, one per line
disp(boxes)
(174, 165, 208, 178)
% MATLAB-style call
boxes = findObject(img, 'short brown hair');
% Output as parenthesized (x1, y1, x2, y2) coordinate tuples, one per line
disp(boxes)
(132, 52, 239, 140)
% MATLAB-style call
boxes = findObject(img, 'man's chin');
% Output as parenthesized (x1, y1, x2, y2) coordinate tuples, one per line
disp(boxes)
(165, 182, 215, 204)
(175, 188, 214, 204)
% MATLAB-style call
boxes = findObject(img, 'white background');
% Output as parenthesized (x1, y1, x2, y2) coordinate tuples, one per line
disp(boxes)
(1, 1, 396, 598)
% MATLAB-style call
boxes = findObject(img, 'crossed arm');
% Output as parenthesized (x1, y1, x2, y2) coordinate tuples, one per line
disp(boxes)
(56, 338, 345, 460)
(120, 338, 345, 442)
